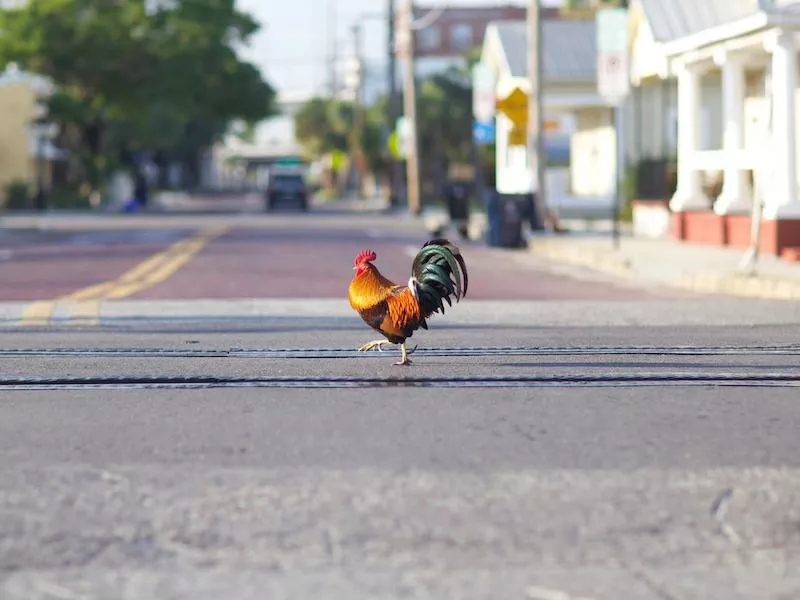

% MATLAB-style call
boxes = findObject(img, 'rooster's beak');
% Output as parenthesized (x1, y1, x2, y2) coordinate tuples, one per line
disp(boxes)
(352, 266, 358, 271)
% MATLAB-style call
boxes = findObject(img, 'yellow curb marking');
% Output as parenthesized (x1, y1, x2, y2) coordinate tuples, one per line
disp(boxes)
(17, 225, 228, 326)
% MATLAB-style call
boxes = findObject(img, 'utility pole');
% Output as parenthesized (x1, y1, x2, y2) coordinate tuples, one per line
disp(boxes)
(400, 0, 421, 215)
(527, 0, 547, 230)
(387, 0, 402, 208)
(351, 23, 365, 199)
(328, 0, 338, 97)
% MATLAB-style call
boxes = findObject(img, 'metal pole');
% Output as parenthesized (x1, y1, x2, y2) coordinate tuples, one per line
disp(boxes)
(34, 134, 45, 211)
(387, 0, 402, 208)
(612, 102, 624, 248)
(328, 1, 338, 97)
(472, 129, 484, 213)
(527, 0, 547, 231)
(739, 65, 773, 274)
(352, 23, 364, 199)
(401, 0, 421, 215)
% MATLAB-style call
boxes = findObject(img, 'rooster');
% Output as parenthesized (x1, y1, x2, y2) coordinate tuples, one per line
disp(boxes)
(348, 239, 468, 365)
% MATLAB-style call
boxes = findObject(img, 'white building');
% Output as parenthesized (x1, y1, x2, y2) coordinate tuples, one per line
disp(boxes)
(625, 0, 800, 258)
(480, 17, 610, 217)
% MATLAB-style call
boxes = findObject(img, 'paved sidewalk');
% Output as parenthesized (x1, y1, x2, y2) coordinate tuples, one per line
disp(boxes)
(422, 207, 800, 300)
(527, 232, 800, 299)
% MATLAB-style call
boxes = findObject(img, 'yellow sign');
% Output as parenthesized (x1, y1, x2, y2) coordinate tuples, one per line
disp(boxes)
(544, 119, 560, 132)
(496, 87, 528, 126)
(330, 149, 345, 171)
(387, 131, 401, 159)
(508, 124, 526, 147)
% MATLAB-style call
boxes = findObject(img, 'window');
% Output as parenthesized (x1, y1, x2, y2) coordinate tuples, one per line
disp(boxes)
(450, 24, 473, 50)
(417, 26, 441, 50)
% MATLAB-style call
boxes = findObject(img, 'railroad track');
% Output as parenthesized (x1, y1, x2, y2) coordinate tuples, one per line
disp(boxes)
(1, 344, 800, 358)
(0, 373, 798, 390)
(1, 345, 798, 389)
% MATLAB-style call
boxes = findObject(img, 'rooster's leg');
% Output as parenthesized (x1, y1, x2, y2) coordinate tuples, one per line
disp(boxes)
(394, 341, 413, 366)
(358, 339, 393, 352)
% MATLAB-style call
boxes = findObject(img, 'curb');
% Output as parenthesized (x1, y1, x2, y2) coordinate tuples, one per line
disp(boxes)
(525, 237, 800, 300)
(677, 272, 800, 300)
(526, 237, 635, 280)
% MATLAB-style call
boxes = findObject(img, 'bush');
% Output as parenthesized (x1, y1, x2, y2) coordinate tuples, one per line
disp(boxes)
(2, 180, 31, 210)
(47, 186, 92, 210)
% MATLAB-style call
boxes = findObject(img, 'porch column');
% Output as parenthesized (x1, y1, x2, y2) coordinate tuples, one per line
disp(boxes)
(764, 30, 800, 219)
(713, 51, 751, 214)
(670, 63, 710, 211)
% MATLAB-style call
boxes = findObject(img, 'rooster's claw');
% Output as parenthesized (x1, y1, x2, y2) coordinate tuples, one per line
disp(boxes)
(357, 340, 393, 352)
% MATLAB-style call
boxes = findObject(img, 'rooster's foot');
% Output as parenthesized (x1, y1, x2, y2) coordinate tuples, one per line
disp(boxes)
(394, 342, 414, 366)
(358, 340, 393, 352)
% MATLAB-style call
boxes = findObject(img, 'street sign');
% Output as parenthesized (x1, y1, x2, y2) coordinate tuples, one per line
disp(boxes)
(330, 149, 345, 171)
(597, 51, 629, 103)
(395, 116, 412, 158)
(596, 7, 629, 250)
(496, 86, 528, 127)
(387, 131, 401, 159)
(508, 124, 526, 147)
(472, 62, 496, 122)
(473, 120, 495, 145)
(596, 7, 630, 104)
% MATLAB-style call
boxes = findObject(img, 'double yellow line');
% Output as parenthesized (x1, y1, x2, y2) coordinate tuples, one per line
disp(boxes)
(18, 225, 228, 326)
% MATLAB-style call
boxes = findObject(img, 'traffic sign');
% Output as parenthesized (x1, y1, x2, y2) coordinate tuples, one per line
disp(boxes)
(473, 120, 495, 145)
(387, 130, 401, 159)
(395, 116, 412, 158)
(472, 62, 496, 122)
(508, 124, 526, 147)
(597, 50, 629, 102)
(596, 7, 630, 104)
(496, 86, 528, 127)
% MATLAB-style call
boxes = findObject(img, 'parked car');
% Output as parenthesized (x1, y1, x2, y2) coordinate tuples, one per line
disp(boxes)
(265, 171, 309, 212)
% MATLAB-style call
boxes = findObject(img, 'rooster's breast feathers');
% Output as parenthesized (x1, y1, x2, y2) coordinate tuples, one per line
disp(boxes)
(349, 276, 425, 343)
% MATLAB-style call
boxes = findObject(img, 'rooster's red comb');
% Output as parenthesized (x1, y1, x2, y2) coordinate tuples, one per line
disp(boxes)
(355, 249, 377, 265)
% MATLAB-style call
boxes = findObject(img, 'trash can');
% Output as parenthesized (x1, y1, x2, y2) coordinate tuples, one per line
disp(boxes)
(445, 181, 470, 221)
(485, 191, 526, 248)
(518, 192, 545, 231)
(443, 180, 471, 239)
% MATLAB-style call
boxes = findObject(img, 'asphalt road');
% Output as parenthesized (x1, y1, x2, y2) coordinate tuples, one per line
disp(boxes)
(1, 205, 800, 599)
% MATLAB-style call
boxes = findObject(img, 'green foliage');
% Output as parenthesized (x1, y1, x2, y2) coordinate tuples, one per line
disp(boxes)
(294, 96, 387, 173)
(618, 162, 637, 222)
(417, 69, 473, 166)
(0, 0, 277, 192)
(2, 180, 31, 210)
(295, 50, 478, 190)
(563, 0, 628, 10)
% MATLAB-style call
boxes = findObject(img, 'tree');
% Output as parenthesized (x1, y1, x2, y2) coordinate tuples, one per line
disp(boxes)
(294, 96, 388, 194)
(294, 97, 350, 157)
(0, 0, 277, 195)
(563, 0, 628, 11)
(414, 67, 474, 197)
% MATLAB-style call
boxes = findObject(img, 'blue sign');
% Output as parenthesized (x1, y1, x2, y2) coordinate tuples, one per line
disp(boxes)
(473, 120, 495, 145)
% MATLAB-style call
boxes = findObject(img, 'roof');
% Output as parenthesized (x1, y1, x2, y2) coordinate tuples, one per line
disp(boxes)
(636, 0, 758, 43)
(492, 19, 597, 81)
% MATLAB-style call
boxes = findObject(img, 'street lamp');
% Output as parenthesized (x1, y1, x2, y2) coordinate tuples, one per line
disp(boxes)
(31, 98, 59, 211)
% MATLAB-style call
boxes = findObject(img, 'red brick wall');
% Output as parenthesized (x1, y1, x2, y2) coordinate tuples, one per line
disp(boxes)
(399, 5, 561, 58)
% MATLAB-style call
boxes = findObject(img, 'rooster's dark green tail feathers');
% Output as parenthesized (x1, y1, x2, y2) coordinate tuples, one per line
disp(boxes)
(410, 239, 468, 315)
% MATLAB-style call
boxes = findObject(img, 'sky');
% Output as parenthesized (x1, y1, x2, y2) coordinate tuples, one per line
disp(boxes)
(238, 0, 563, 96)
(236, 0, 563, 147)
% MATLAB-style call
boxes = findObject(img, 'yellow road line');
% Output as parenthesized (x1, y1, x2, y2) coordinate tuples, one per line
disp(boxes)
(17, 301, 58, 326)
(16, 225, 227, 327)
